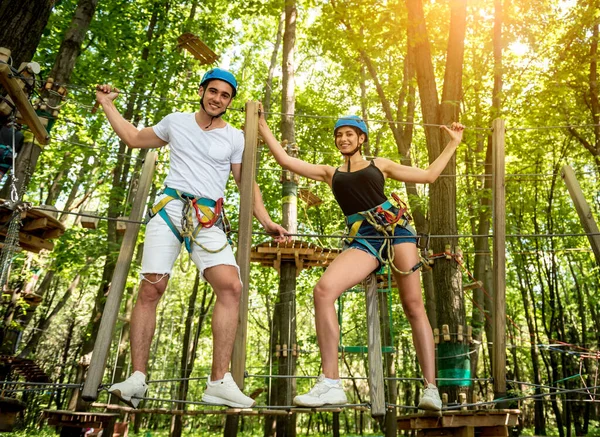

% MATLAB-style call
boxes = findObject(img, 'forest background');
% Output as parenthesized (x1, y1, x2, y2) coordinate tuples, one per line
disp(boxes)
(0, 0, 599, 436)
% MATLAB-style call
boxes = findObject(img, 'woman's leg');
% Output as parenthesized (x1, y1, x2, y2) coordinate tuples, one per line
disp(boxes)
(391, 243, 436, 386)
(313, 248, 379, 379)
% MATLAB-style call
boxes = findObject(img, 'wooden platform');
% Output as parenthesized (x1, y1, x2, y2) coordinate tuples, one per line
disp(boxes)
(2, 290, 43, 307)
(0, 355, 49, 382)
(0, 201, 65, 253)
(0, 397, 25, 432)
(397, 409, 520, 437)
(92, 402, 369, 416)
(42, 410, 119, 429)
(177, 33, 219, 64)
(251, 240, 341, 275)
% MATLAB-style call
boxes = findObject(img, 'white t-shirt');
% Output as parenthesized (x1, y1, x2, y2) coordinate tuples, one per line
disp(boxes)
(152, 112, 245, 200)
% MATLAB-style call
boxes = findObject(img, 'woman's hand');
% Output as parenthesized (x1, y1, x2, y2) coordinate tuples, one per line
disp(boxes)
(440, 122, 465, 143)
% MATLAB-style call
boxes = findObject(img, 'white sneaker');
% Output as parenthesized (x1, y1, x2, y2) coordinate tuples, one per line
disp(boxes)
(202, 372, 256, 408)
(293, 374, 348, 407)
(108, 371, 148, 408)
(418, 383, 442, 411)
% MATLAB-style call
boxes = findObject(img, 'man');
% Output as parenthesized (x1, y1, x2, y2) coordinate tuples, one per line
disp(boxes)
(96, 68, 288, 408)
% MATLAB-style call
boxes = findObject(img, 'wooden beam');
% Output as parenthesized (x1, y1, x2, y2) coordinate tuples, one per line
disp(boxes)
(491, 118, 507, 403)
(21, 217, 47, 231)
(230, 101, 259, 389)
(0, 229, 53, 252)
(177, 33, 219, 65)
(81, 152, 157, 402)
(0, 63, 49, 145)
(41, 228, 63, 240)
(365, 273, 385, 417)
(561, 164, 600, 265)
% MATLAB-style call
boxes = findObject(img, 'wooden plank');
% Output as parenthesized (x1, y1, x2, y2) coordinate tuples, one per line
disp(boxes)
(397, 410, 521, 430)
(37, 205, 59, 219)
(365, 272, 385, 417)
(80, 211, 99, 229)
(81, 152, 157, 402)
(0, 63, 49, 145)
(0, 229, 53, 252)
(256, 246, 314, 255)
(22, 217, 47, 231)
(491, 118, 507, 402)
(561, 164, 600, 265)
(454, 427, 475, 437)
(479, 426, 509, 437)
(177, 33, 219, 65)
(230, 101, 260, 390)
(42, 228, 63, 240)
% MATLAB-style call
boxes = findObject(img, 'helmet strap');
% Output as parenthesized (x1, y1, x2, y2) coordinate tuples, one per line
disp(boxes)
(341, 144, 362, 172)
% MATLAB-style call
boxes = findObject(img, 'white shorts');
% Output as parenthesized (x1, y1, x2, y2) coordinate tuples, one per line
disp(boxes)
(140, 196, 239, 280)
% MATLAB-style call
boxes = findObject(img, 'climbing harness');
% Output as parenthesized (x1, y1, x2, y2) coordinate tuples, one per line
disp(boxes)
(147, 187, 231, 254)
(344, 193, 427, 276)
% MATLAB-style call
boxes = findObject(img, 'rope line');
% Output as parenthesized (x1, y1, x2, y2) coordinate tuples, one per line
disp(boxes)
(11, 73, 600, 132)
(29, 206, 600, 240)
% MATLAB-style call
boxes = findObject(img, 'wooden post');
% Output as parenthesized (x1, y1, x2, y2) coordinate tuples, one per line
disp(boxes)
(230, 101, 259, 386)
(365, 273, 385, 417)
(81, 152, 157, 401)
(561, 165, 600, 265)
(0, 58, 49, 145)
(491, 118, 506, 403)
(224, 102, 259, 437)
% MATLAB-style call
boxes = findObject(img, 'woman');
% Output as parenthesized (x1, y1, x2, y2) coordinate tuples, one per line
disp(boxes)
(258, 109, 464, 410)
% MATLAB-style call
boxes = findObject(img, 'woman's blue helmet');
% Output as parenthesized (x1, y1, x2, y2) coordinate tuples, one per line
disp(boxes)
(334, 115, 368, 141)
(200, 68, 237, 97)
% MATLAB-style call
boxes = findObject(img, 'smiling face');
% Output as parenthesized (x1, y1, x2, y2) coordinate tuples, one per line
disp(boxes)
(335, 126, 366, 155)
(198, 79, 234, 117)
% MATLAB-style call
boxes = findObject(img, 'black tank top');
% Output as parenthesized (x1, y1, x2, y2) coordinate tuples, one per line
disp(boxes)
(331, 160, 387, 215)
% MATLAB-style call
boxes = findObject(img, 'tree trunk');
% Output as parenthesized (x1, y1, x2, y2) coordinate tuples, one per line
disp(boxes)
(0, 0, 54, 68)
(512, 245, 546, 435)
(70, 0, 162, 411)
(44, 152, 73, 205)
(275, 1, 298, 435)
(18, 268, 87, 358)
(171, 272, 200, 437)
(471, 0, 503, 381)
(378, 291, 396, 437)
(262, 15, 285, 437)
(1, 0, 98, 198)
(566, 11, 599, 172)
(406, 0, 467, 404)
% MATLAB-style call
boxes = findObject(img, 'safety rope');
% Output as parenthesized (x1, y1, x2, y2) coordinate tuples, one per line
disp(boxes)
(180, 197, 228, 254)
(0, 114, 28, 288)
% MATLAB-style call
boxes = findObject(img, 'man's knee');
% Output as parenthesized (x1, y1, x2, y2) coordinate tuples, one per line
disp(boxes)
(137, 274, 169, 304)
(215, 277, 242, 303)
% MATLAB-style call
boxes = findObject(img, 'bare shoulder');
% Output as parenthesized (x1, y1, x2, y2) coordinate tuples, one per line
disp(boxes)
(322, 164, 337, 185)
(371, 157, 392, 171)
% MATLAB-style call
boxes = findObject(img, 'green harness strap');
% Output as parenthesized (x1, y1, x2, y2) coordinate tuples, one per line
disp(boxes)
(147, 187, 227, 254)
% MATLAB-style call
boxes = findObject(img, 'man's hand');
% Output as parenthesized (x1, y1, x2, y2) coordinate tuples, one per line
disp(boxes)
(263, 221, 291, 243)
(96, 84, 120, 106)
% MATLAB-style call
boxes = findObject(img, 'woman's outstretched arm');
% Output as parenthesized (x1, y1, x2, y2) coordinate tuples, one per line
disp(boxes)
(378, 122, 464, 184)
(258, 105, 334, 183)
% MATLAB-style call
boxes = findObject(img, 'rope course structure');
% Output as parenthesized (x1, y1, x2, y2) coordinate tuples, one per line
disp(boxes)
(0, 54, 598, 437)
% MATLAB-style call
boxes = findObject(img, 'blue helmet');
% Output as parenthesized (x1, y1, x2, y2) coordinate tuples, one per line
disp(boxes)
(200, 68, 237, 97)
(334, 115, 368, 141)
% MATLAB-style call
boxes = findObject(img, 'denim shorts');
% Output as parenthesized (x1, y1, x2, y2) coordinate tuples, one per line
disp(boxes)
(344, 212, 417, 266)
